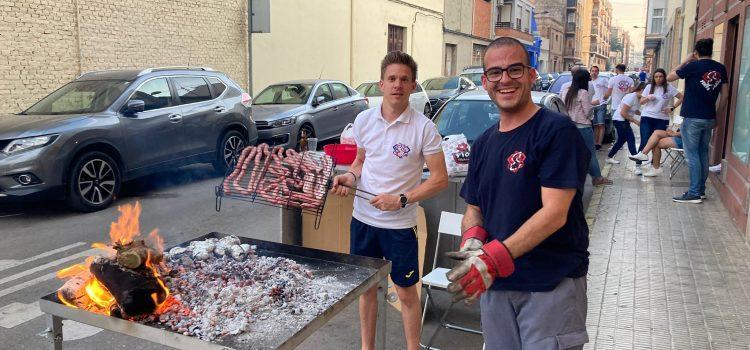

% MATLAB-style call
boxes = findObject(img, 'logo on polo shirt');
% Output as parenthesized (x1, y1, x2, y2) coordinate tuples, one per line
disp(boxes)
(617, 80, 631, 92)
(452, 142, 470, 164)
(392, 143, 411, 158)
(701, 71, 722, 91)
(506, 151, 526, 173)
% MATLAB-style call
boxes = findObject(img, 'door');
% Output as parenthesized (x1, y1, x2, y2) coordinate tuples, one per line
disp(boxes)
(121, 77, 182, 169)
(330, 83, 357, 137)
(714, 18, 739, 165)
(171, 76, 218, 158)
(445, 44, 457, 76)
(310, 83, 337, 139)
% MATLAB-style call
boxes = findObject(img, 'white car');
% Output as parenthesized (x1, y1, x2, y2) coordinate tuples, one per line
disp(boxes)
(355, 81, 431, 115)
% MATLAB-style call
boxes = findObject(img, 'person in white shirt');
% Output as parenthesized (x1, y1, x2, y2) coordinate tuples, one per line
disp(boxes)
(637, 68, 684, 157)
(604, 64, 635, 112)
(332, 51, 448, 350)
(606, 82, 646, 168)
(590, 66, 609, 149)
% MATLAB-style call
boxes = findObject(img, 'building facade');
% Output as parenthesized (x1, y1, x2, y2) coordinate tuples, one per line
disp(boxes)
(535, 0, 566, 72)
(0, 0, 249, 114)
(585, 0, 612, 69)
(443, 0, 493, 75)
(564, 0, 585, 68)
(693, 0, 750, 240)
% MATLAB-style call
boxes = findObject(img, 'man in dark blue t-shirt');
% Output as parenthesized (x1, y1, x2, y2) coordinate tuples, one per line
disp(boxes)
(445, 37, 591, 349)
(667, 38, 728, 203)
(639, 69, 647, 82)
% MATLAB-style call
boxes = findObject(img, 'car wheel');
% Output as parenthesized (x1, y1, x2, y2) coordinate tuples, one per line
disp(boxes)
(213, 130, 246, 174)
(297, 124, 316, 150)
(66, 151, 121, 212)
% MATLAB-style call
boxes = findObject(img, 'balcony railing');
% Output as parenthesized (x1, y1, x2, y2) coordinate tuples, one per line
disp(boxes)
(495, 21, 530, 34)
(567, 0, 577, 8)
(566, 23, 576, 32)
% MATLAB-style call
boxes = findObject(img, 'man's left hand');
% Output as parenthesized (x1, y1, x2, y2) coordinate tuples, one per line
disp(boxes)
(369, 194, 401, 211)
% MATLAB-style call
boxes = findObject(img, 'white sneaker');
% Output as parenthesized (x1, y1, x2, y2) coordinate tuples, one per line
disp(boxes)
(709, 164, 722, 173)
(605, 158, 620, 164)
(634, 165, 643, 175)
(629, 152, 649, 161)
(643, 167, 663, 177)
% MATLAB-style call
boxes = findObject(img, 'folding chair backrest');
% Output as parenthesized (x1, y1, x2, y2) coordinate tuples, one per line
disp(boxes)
(438, 211, 463, 237)
(431, 211, 464, 271)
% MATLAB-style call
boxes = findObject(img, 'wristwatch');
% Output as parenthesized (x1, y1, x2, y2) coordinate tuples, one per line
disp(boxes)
(399, 194, 408, 208)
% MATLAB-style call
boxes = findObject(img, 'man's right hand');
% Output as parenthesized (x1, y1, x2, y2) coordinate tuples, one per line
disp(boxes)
(331, 173, 355, 197)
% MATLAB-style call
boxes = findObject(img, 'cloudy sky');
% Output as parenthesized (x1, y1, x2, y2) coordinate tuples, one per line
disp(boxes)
(610, 0, 648, 51)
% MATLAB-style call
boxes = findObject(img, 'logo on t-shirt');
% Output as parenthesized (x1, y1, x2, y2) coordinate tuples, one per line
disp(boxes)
(506, 151, 526, 173)
(700, 71, 722, 91)
(452, 142, 470, 164)
(392, 143, 411, 158)
(617, 80, 631, 92)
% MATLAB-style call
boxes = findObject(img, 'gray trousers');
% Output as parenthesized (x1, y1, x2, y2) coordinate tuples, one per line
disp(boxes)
(480, 277, 589, 350)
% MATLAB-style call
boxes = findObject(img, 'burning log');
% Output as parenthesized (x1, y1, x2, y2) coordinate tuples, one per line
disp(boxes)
(90, 257, 168, 318)
(114, 239, 164, 269)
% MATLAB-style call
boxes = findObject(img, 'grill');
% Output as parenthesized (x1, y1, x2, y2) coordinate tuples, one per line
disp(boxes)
(40, 232, 392, 350)
(215, 145, 335, 229)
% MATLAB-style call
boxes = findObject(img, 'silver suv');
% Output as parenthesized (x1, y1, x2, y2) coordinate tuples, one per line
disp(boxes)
(0, 67, 257, 211)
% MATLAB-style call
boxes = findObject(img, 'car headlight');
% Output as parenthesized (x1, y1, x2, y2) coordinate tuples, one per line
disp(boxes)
(2, 135, 58, 155)
(271, 117, 296, 128)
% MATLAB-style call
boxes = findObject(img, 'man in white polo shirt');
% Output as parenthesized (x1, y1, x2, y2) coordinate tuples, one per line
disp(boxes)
(332, 51, 449, 350)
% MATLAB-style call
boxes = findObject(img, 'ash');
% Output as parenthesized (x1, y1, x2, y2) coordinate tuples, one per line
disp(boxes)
(147, 236, 351, 344)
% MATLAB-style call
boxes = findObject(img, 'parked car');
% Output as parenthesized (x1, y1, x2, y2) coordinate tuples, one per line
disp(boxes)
(459, 66, 484, 86)
(537, 73, 556, 91)
(355, 81, 431, 115)
(422, 76, 477, 116)
(0, 67, 256, 211)
(251, 79, 367, 149)
(431, 90, 567, 144)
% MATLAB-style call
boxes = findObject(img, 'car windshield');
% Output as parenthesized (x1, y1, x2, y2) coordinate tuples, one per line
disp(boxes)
(460, 73, 483, 86)
(433, 100, 499, 144)
(548, 75, 572, 94)
(253, 84, 314, 105)
(24, 80, 130, 115)
(356, 83, 383, 97)
(424, 77, 459, 90)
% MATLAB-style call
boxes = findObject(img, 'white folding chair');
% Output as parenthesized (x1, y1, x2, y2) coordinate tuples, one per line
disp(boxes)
(419, 211, 482, 349)
(664, 148, 686, 179)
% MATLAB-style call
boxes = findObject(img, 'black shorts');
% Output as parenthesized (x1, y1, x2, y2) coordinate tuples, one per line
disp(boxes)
(350, 217, 419, 287)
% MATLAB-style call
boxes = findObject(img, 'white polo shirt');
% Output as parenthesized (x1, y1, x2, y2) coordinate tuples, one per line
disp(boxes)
(352, 106, 443, 229)
(608, 74, 635, 110)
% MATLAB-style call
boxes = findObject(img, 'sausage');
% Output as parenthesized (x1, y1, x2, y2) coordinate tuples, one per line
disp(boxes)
(232, 147, 257, 195)
(223, 146, 254, 195)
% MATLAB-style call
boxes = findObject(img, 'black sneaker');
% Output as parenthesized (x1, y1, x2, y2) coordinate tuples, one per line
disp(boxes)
(672, 192, 702, 203)
(595, 144, 602, 150)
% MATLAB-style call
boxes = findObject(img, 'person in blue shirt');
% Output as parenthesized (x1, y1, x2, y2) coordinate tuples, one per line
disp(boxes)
(639, 69, 648, 82)
(445, 36, 591, 350)
(667, 38, 729, 203)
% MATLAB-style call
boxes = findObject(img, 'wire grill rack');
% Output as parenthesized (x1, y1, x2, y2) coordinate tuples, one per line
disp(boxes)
(215, 144, 335, 229)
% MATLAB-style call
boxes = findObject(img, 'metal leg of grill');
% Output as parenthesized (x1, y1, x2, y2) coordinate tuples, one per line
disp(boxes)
(375, 277, 388, 350)
(47, 314, 63, 350)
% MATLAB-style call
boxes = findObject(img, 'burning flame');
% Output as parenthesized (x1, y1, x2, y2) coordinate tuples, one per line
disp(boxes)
(56, 202, 171, 316)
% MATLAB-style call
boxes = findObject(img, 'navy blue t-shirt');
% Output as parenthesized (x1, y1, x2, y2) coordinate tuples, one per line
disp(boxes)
(460, 108, 590, 292)
(677, 59, 728, 119)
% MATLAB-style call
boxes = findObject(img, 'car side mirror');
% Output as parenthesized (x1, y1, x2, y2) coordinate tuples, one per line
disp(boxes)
(124, 100, 145, 116)
(313, 95, 326, 107)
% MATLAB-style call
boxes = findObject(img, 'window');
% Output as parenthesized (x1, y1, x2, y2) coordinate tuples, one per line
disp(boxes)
(313, 84, 334, 104)
(131, 78, 173, 111)
(472, 44, 487, 66)
(445, 44, 457, 75)
(25, 80, 130, 115)
(173, 77, 212, 105)
(516, 5, 522, 29)
(388, 25, 405, 52)
(523, 9, 531, 32)
(330, 83, 350, 100)
(207, 77, 226, 97)
(650, 8, 664, 34)
(414, 83, 423, 93)
(253, 84, 313, 105)
(731, 7, 750, 164)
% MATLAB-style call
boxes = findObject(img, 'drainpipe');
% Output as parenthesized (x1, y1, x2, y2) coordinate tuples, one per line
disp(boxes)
(247, 0, 254, 95)
(676, 0, 687, 63)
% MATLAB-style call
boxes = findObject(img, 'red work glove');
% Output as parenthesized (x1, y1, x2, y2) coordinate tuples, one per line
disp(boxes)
(460, 226, 489, 253)
(445, 240, 514, 304)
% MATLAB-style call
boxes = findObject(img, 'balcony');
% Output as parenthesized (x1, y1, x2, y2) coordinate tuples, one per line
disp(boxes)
(567, 0, 577, 8)
(494, 21, 534, 42)
(566, 22, 576, 33)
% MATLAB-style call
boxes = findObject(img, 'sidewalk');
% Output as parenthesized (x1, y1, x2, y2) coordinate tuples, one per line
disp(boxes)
(584, 149, 750, 349)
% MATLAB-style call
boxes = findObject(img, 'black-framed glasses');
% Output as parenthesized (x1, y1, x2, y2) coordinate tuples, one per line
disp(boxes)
(484, 63, 530, 82)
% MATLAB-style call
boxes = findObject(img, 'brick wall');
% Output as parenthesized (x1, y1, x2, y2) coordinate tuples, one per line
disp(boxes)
(0, 0, 248, 114)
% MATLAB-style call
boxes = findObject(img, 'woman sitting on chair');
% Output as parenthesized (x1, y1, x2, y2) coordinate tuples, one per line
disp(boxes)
(629, 126, 682, 177)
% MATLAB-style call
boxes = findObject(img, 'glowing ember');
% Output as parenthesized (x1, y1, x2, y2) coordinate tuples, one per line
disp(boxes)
(56, 201, 171, 317)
